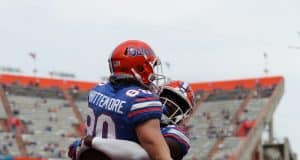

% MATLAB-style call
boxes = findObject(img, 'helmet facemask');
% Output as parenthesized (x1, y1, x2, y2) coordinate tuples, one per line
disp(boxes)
(160, 89, 192, 125)
(161, 97, 186, 124)
(151, 58, 166, 85)
(143, 57, 166, 92)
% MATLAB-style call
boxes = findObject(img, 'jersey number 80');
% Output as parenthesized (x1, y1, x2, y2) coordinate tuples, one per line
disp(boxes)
(86, 108, 116, 138)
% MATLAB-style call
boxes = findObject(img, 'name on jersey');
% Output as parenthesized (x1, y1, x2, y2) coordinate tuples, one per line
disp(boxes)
(89, 90, 125, 114)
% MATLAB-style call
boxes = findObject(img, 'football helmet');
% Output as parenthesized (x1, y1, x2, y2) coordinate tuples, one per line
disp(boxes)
(108, 40, 164, 86)
(160, 80, 195, 125)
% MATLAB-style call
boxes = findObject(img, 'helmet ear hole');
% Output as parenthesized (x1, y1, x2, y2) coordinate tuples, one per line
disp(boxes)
(124, 48, 129, 56)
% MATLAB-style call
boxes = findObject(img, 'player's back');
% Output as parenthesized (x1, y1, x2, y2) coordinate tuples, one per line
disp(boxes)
(86, 82, 162, 143)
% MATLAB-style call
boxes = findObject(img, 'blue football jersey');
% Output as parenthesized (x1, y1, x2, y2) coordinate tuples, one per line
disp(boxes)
(86, 82, 162, 143)
(161, 125, 190, 157)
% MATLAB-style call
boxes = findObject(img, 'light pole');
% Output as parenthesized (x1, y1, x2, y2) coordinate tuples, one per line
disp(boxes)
(29, 52, 37, 76)
(263, 52, 269, 76)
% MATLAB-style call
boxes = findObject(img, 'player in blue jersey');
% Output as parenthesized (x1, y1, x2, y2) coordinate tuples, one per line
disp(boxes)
(68, 80, 195, 160)
(159, 80, 195, 160)
(70, 40, 172, 160)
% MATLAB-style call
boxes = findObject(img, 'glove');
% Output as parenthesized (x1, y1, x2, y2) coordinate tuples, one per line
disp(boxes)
(83, 135, 94, 147)
(68, 140, 82, 160)
(68, 136, 95, 160)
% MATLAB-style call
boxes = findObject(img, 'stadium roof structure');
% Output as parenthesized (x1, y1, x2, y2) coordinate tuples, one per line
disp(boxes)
(190, 76, 283, 91)
(0, 73, 96, 91)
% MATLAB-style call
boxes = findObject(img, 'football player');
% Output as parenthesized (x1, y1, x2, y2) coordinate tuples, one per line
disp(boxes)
(159, 80, 195, 160)
(69, 80, 195, 160)
(72, 40, 171, 160)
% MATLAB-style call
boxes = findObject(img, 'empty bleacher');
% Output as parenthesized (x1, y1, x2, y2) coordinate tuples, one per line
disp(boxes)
(1, 84, 79, 159)
(184, 76, 284, 160)
(184, 97, 245, 159)
(74, 100, 89, 121)
(0, 98, 6, 119)
(0, 132, 20, 156)
(211, 137, 242, 160)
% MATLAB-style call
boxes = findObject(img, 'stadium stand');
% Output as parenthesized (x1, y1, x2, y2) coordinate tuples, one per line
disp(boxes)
(183, 76, 296, 160)
(0, 132, 20, 156)
(0, 97, 6, 119)
(0, 73, 297, 160)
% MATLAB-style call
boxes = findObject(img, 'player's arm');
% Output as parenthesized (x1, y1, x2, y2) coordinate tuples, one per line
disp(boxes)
(83, 136, 150, 160)
(165, 138, 183, 160)
(128, 90, 172, 160)
(161, 125, 190, 160)
(136, 118, 172, 160)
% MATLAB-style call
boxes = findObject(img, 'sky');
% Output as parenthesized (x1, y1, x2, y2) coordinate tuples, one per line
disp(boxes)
(0, 0, 300, 155)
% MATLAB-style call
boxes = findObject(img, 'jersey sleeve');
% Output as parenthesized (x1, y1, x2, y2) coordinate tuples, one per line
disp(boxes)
(161, 125, 190, 158)
(127, 91, 162, 127)
(91, 137, 150, 160)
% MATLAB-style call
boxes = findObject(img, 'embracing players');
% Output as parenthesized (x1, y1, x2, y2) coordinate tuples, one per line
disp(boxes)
(68, 40, 195, 160)
(69, 80, 195, 160)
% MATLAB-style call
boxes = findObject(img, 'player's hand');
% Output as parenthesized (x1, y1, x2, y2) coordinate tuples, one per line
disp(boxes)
(68, 140, 81, 160)
(83, 135, 94, 147)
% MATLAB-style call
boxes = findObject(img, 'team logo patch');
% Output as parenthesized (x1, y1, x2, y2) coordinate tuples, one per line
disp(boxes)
(126, 89, 140, 97)
(126, 47, 154, 56)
